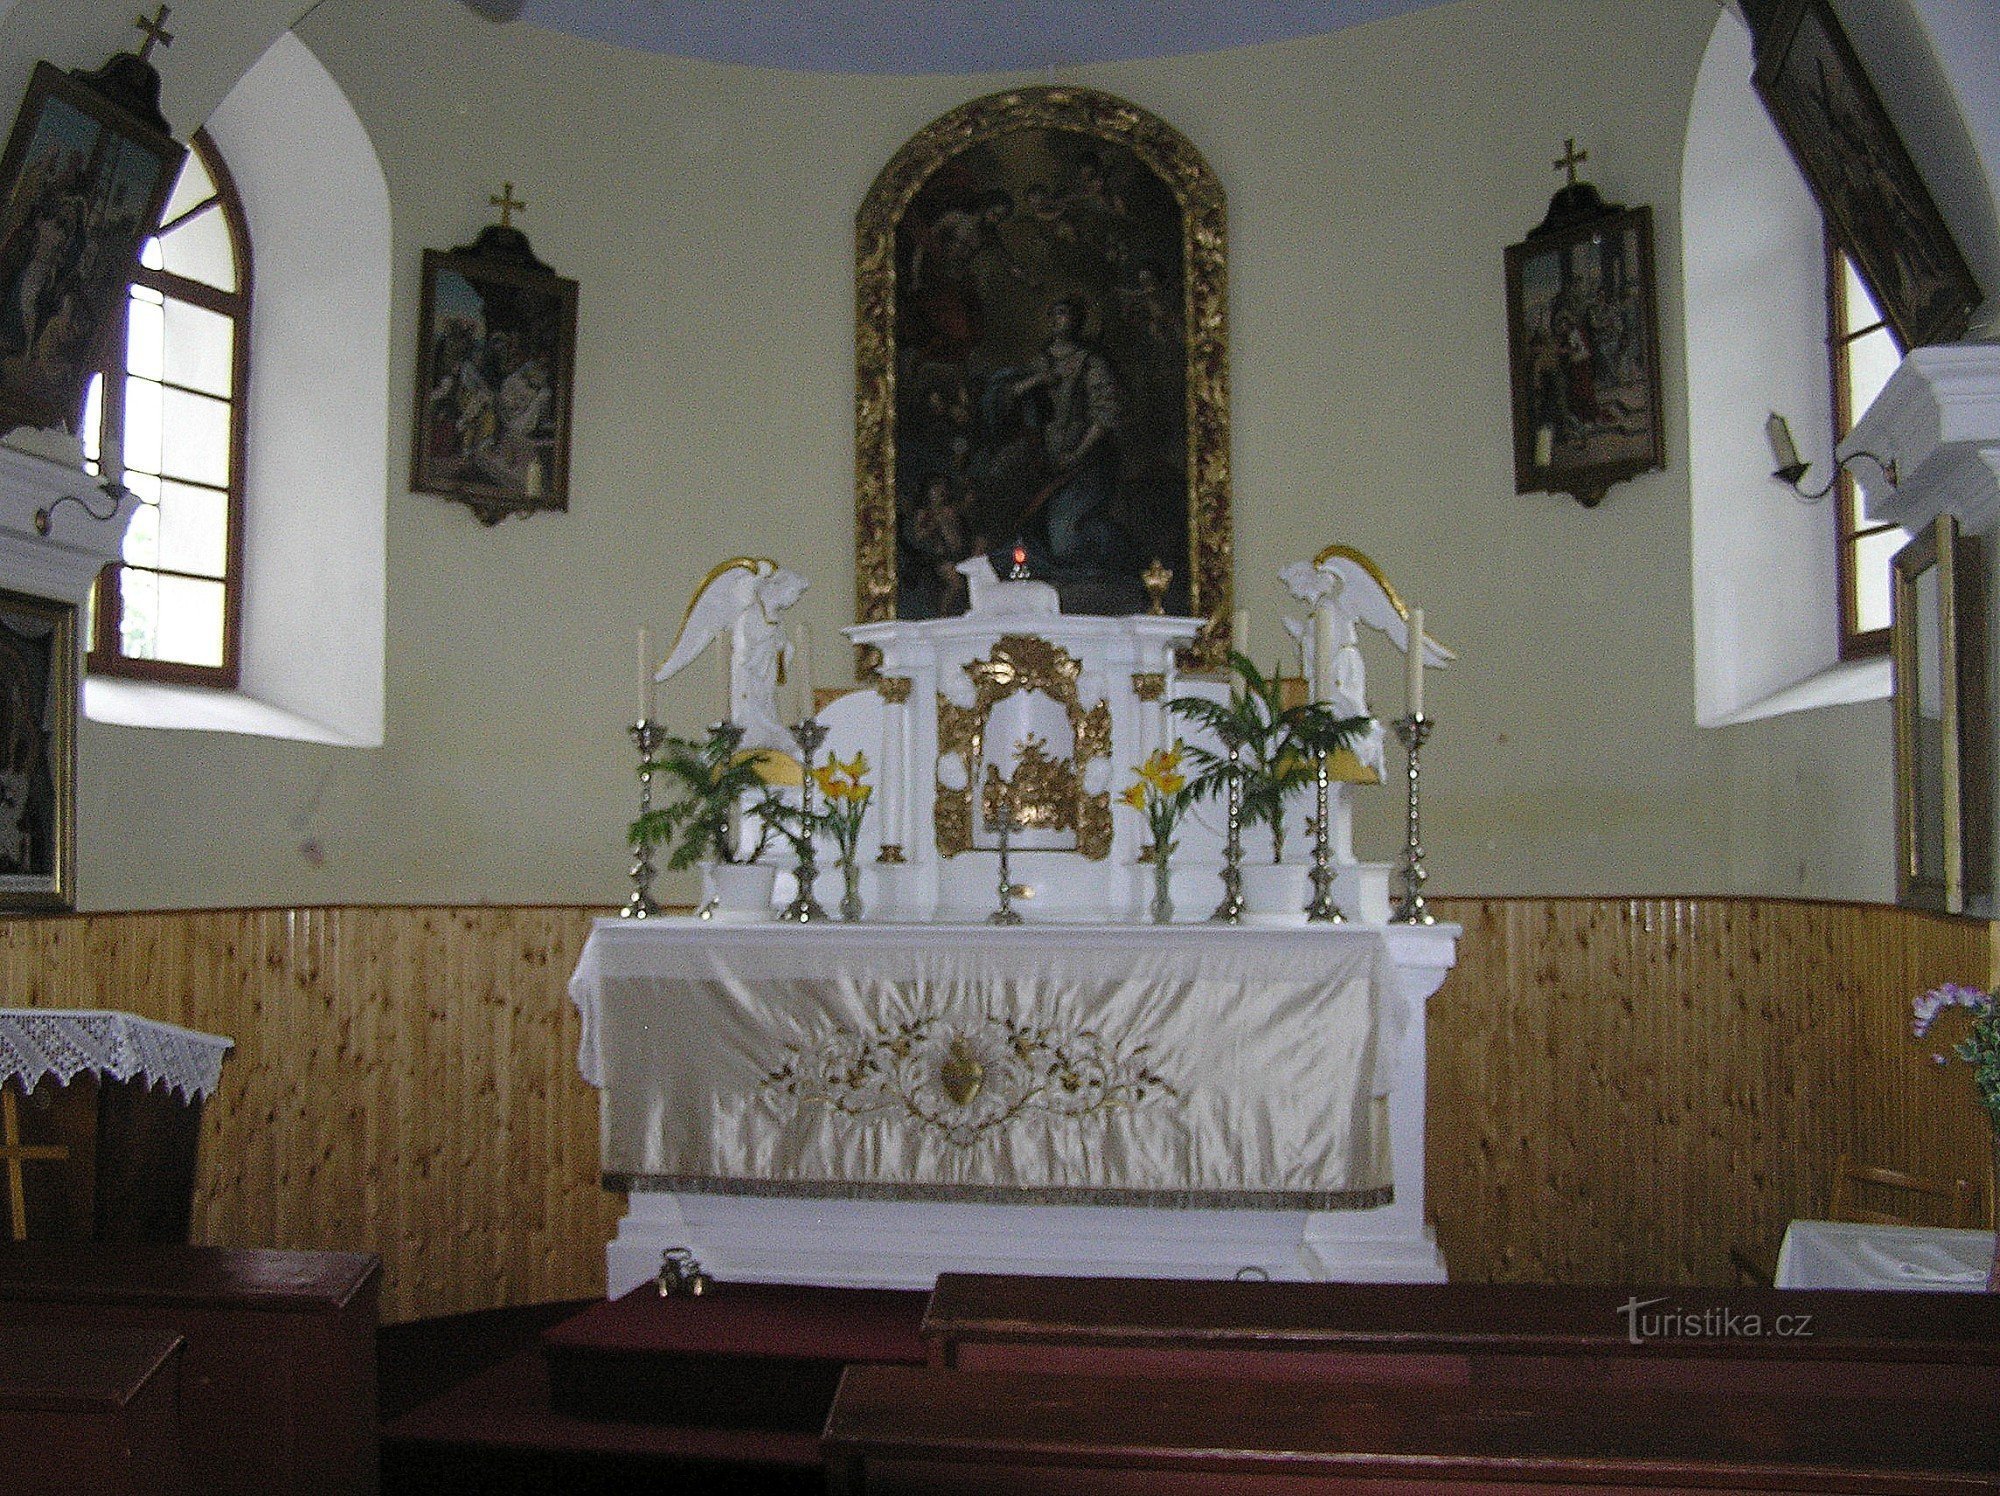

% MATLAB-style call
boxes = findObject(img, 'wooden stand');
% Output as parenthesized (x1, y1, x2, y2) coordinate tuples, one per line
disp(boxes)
(0, 1243, 380, 1496)
(0, 1322, 189, 1496)
(2, 1076, 203, 1242)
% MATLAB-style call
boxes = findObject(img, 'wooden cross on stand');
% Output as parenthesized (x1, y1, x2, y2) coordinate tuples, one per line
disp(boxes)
(0, 1087, 68, 1241)
(134, 4, 175, 62)
(490, 182, 527, 230)
(1553, 137, 1588, 186)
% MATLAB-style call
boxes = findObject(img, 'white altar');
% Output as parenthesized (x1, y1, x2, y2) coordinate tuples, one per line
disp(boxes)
(617, 547, 1456, 1289)
(571, 916, 1456, 1292)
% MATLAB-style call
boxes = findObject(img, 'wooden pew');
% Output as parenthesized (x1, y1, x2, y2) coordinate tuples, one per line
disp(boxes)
(0, 1321, 189, 1496)
(0, 1242, 381, 1496)
(921, 1273, 2000, 1402)
(824, 1363, 2000, 1494)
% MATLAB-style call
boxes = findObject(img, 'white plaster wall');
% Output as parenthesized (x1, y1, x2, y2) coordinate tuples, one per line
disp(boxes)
(1685, 10, 1842, 725)
(1, 0, 1973, 908)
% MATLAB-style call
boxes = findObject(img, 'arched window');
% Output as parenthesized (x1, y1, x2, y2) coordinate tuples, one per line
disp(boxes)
(84, 128, 250, 687)
(1828, 241, 1904, 657)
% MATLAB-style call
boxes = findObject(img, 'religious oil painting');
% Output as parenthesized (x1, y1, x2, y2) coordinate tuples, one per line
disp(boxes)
(0, 589, 75, 911)
(1504, 205, 1663, 509)
(0, 61, 185, 433)
(856, 87, 1231, 668)
(1753, 0, 1979, 350)
(1892, 516, 1990, 916)
(412, 229, 577, 526)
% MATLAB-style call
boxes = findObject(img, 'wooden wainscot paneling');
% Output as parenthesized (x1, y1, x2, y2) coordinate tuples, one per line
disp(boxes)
(0, 898, 1991, 1316)
(1427, 897, 1993, 1285)
(0, 906, 622, 1324)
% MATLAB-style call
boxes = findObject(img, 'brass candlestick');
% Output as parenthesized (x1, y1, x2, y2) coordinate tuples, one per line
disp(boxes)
(780, 717, 830, 922)
(989, 803, 1024, 924)
(1209, 730, 1245, 924)
(1306, 751, 1344, 922)
(1392, 713, 1434, 925)
(622, 719, 667, 919)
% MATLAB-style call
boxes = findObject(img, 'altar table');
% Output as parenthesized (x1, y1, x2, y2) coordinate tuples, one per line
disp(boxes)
(1774, 1218, 1995, 1291)
(570, 917, 1456, 1291)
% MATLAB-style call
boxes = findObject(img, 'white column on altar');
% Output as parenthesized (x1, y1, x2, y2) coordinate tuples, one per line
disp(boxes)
(875, 675, 911, 858)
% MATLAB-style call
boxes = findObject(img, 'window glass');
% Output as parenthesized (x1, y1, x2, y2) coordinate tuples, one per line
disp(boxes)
(89, 130, 248, 687)
(1831, 249, 1905, 654)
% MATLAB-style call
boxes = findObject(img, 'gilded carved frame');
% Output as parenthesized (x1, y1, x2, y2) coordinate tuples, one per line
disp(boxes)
(1891, 516, 1990, 915)
(935, 635, 1113, 861)
(855, 87, 1231, 673)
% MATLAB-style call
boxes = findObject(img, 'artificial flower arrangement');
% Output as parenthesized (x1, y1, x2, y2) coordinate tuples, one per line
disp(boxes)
(1168, 652, 1373, 863)
(628, 721, 780, 870)
(811, 751, 874, 872)
(1912, 981, 2000, 1289)
(1120, 743, 1192, 922)
(1912, 982, 2000, 1132)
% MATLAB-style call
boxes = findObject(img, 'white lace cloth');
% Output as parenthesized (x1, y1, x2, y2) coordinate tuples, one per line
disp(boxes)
(0, 1009, 233, 1101)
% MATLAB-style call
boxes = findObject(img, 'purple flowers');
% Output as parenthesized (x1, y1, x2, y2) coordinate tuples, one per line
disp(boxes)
(1911, 982, 1992, 1038)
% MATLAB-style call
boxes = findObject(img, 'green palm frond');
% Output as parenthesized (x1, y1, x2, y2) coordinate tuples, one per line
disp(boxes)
(1168, 655, 1374, 862)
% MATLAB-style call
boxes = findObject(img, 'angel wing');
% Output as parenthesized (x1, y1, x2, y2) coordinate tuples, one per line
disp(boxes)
(656, 558, 765, 684)
(1314, 546, 1456, 668)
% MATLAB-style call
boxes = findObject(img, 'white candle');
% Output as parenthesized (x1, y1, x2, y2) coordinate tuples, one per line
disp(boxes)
(1405, 607, 1424, 719)
(1312, 605, 1338, 703)
(795, 622, 814, 719)
(716, 626, 733, 724)
(636, 626, 652, 723)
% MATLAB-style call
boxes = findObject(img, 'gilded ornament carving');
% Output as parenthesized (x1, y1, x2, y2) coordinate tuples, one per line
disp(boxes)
(763, 1006, 1180, 1148)
(854, 86, 1232, 671)
(1131, 672, 1166, 703)
(982, 736, 1076, 832)
(934, 636, 1112, 860)
(875, 675, 914, 705)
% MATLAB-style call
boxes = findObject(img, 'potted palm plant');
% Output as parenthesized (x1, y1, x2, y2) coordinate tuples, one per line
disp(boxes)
(628, 722, 783, 917)
(1171, 654, 1371, 919)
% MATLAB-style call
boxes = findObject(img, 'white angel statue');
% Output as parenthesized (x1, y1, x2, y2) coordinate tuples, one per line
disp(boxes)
(1281, 546, 1454, 710)
(1281, 545, 1455, 780)
(655, 558, 809, 757)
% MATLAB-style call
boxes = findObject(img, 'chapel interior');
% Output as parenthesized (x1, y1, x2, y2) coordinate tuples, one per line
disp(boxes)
(2, 0, 1999, 1490)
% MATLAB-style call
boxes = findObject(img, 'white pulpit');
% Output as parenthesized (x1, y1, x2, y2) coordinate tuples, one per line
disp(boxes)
(570, 916, 1456, 1292)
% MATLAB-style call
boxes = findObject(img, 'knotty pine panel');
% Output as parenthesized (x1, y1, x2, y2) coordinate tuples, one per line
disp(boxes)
(1428, 897, 1994, 1284)
(0, 899, 1990, 1317)
(0, 905, 620, 1324)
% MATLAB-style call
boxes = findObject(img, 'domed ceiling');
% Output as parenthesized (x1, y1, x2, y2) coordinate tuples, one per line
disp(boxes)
(457, 0, 1460, 74)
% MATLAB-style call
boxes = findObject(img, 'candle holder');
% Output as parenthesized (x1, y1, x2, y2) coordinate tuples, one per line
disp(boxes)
(1306, 750, 1344, 922)
(622, 719, 668, 919)
(989, 803, 1024, 924)
(780, 717, 830, 922)
(1391, 713, 1434, 925)
(1209, 730, 1245, 924)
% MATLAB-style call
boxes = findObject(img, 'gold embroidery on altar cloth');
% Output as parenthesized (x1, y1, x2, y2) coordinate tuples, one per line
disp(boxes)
(763, 1006, 1179, 1147)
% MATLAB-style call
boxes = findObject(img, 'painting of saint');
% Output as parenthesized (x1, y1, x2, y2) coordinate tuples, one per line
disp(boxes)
(891, 126, 1190, 619)
(0, 591, 74, 909)
(0, 65, 182, 432)
(412, 243, 577, 523)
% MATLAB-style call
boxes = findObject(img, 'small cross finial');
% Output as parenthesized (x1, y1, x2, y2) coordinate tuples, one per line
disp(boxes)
(490, 182, 526, 230)
(134, 5, 174, 62)
(1553, 138, 1589, 187)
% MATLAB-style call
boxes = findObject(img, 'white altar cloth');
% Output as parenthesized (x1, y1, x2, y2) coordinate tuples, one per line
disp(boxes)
(575, 920, 1389, 1206)
(0, 1009, 233, 1100)
(1774, 1218, 1995, 1291)
(570, 917, 1457, 1290)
